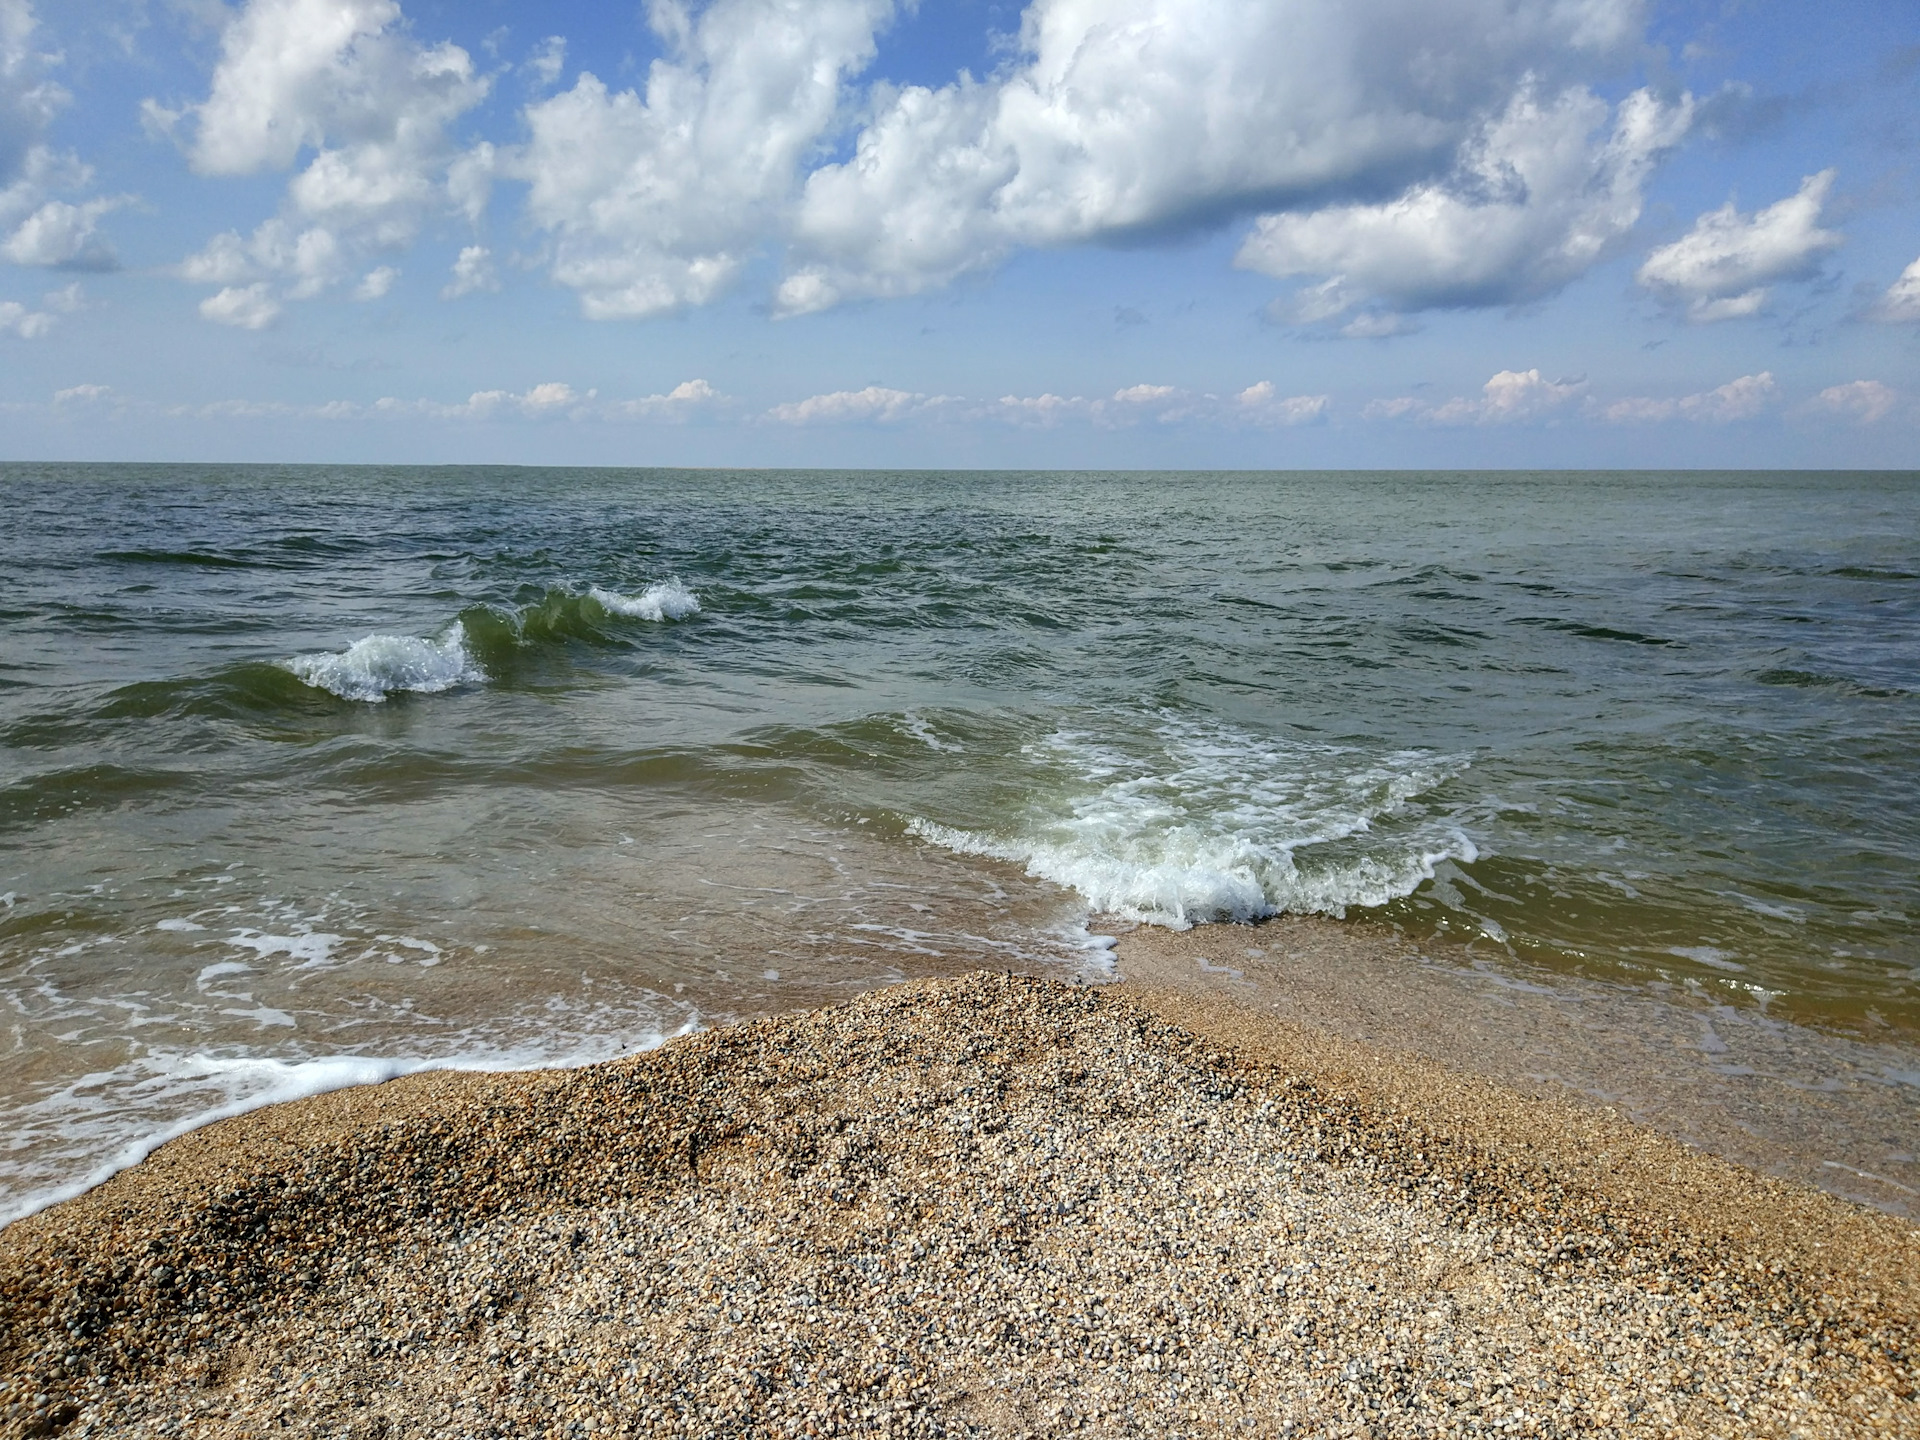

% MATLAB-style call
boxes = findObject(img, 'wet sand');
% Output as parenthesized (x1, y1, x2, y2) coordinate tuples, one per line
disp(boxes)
(3, 964, 1916, 1438)
(1113, 916, 1920, 1217)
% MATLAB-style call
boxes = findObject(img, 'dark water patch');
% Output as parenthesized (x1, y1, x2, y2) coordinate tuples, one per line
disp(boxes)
(97, 663, 352, 723)
(1521, 617, 1679, 646)
(1830, 566, 1919, 582)
(96, 548, 263, 570)
(1755, 668, 1909, 700)
(0, 763, 197, 830)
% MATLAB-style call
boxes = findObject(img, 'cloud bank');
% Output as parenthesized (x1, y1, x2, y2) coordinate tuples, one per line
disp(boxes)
(165, 0, 1687, 330)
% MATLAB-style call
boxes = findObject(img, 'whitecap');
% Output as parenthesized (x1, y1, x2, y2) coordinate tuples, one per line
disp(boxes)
(908, 718, 1475, 929)
(0, 1018, 704, 1231)
(284, 621, 484, 703)
(589, 579, 701, 622)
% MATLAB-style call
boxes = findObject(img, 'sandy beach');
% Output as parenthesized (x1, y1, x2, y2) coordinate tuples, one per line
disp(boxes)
(3, 945, 1916, 1438)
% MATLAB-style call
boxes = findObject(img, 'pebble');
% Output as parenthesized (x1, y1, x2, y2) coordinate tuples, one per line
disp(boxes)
(0, 973, 1914, 1437)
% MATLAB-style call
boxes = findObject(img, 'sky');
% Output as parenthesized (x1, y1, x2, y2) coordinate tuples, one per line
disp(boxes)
(0, 0, 1915, 468)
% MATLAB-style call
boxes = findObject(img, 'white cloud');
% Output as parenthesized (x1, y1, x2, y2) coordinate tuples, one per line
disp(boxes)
(376, 381, 594, 420)
(1812, 380, 1897, 425)
(0, 296, 46, 335)
(1236, 382, 1330, 426)
(199, 282, 282, 329)
(781, 381, 1332, 429)
(986, 392, 1086, 428)
(354, 264, 398, 300)
(0, 2, 121, 269)
(172, 0, 488, 308)
(441, 244, 497, 299)
(52, 382, 110, 404)
(1595, 372, 1778, 423)
(180, 222, 348, 299)
(1865, 257, 1920, 324)
(514, 0, 896, 319)
(1237, 85, 1689, 323)
(524, 36, 566, 91)
(1637, 171, 1841, 322)
(765, 385, 944, 425)
(608, 378, 723, 420)
(777, 0, 1651, 314)
(0, 278, 78, 336)
(1374, 368, 1585, 425)
(0, 194, 122, 269)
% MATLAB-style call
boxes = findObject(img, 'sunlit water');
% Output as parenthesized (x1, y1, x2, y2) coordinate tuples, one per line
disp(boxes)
(2, 465, 1916, 1223)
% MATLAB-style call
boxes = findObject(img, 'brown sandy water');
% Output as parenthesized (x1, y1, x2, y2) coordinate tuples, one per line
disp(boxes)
(1109, 916, 1920, 1217)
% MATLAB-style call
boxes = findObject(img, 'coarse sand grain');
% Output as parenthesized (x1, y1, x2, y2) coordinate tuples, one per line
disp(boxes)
(2, 972, 1915, 1438)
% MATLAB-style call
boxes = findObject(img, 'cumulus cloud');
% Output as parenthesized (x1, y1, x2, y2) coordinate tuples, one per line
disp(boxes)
(776, 0, 1652, 315)
(1235, 382, 1330, 426)
(608, 378, 723, 420)
(1369, 369, 1585, 425)
(376, 381, 593, 420)
(488, 0, 1660, 320)
(764, 380, 1329, 428)
(514, 0, 895, 319)
(1811, 380, 1898, 425)
(524, 36, 567, 91)
(354, 264, 398, 300)
(1637, 171, 1842, 322)
(441, 244, 497, 298)
(0, 2, 122, 269)
(1864, 257, 1920, 324)
(0, 278, 78, 336)
(0, 296, 46, 335)
(200, 282, 282, 328)
(765, 385, 948, 425)
(1595, 372, 1778, 423)
(1237, 85, 1690, 324)
(170, 0, 488, 315)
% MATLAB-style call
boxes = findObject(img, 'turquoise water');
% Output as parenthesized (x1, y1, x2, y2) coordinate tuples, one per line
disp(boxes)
(2, 465, 1916, 1220)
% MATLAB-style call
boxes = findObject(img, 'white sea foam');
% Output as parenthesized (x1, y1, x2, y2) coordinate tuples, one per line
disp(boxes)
(0, 1020, 702, 1231)
(909, 719, 1475, 928)
(589, 579, 701, 621)
(225, 929, 345, 968)
(285, 622, 485, 703)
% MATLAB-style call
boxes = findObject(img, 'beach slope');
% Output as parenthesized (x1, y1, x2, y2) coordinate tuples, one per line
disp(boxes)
(2, 972, 1915, 1438)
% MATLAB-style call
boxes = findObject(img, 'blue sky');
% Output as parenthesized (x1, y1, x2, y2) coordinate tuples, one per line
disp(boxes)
(0, 0, 1915, 466)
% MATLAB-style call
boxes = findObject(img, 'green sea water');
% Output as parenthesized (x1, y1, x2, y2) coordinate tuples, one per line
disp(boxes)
(2, 465, 1916, 1221)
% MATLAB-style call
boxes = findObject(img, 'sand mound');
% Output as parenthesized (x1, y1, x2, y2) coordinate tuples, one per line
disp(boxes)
(2, 974, 1914, 1438)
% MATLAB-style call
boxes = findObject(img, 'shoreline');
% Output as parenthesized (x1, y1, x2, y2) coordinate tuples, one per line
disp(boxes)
(4, 968, 1916, 1437)
(1112, 915, 1920, 1218)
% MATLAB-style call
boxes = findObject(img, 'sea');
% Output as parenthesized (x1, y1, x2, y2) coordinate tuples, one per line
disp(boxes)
(3, 465, 1917, 1226)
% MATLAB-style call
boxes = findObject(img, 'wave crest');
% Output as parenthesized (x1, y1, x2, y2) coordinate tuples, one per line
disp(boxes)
(588, 580, 701, 622)
(284, 623, 485, 703)
(908, 720, 1475, 927)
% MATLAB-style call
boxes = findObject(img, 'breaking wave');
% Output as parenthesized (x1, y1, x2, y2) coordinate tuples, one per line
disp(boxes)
(908, 718, 1475, 928)
(282, 580, 701, 703)
(285, 623, 485, 704)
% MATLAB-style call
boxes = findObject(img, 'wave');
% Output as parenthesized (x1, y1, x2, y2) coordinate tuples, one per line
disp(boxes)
(283, 580, 701, 703)
(588, 580, 701, 622)
(285, 623, 485, 704)
(0, 1027, 699, 1231)
(1754, 668, 1909, 700)
(908, 718, 1474, 928)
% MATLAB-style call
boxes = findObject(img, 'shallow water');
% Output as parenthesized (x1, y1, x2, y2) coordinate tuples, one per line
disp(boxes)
(2, 465, 1917, 1223)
